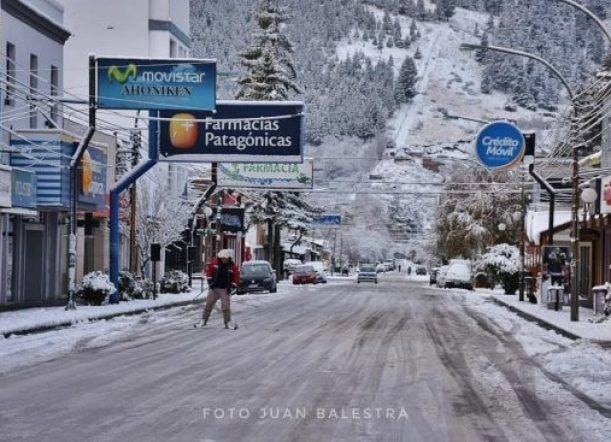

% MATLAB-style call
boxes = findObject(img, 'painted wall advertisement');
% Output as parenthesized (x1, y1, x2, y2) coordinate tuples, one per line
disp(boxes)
(78, 145, 107, 210)
(158, 101, 304, 163)
(96, 57, 216, 110)
(218, 159, 313, 189)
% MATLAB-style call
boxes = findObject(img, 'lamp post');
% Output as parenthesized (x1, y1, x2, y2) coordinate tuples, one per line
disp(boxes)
(553, 0, 611, 44)
(460, 42, 582, 321)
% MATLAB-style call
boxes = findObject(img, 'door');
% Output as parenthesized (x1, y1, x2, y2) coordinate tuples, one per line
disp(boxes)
(23, 228, 44, 303)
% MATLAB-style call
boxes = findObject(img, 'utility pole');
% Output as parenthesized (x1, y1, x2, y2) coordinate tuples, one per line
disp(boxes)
(66, 55, 96, 310)
(129, 127, 141, 275)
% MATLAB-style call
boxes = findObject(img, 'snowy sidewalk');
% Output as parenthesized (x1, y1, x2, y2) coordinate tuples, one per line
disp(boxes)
(0, 291, 204, 337)
(489, 293, 611, 344)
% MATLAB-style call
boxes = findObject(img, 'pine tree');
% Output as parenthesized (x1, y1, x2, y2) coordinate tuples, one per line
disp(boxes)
(394, 56, 418, 103)
(414, 46, 422, 59)
(409, 19, 418, 40)
(236, 0, 302, 100)
(416, 0, 427, 19)
(474, 31, 488, 63)
(387, 37, 394, 48)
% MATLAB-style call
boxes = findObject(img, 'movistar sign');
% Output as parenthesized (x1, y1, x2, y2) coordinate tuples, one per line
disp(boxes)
(97, 57, 216, 110)
(475, 121, 525, 171)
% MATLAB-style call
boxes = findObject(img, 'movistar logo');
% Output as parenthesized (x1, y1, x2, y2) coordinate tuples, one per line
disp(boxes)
(107, 64, 138, 84)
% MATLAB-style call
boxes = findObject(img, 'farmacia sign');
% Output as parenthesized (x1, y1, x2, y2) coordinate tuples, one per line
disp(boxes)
(475, 121, 525, 171)
(96, 58, 216, 110)
(218, 159, 313, 189)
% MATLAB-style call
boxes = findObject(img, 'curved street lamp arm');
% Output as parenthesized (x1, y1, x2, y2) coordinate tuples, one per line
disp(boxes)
(460, 43, 575, 102)
(555, 0, 611, 44)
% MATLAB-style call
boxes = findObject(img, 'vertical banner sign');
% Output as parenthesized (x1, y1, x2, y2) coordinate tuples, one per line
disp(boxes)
(218, 159, 313, 189)
(96, 58, 216, 110)
(158, 101, 304, 163)
(77, 145, 107, 210)
(475, 121, 525, 171)
(0, 166, 11, 207)
(11, 168, 37, 209)
(600, 175, 611, 214)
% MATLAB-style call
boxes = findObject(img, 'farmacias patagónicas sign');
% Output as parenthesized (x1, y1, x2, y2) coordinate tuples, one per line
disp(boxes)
(157, 101, 304, 163)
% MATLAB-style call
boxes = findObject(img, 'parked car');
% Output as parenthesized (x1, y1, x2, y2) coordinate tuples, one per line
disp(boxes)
(283, 258, 302, 274)
(292, 265, 318, 285)
(436, 266, 449, 288)
(357, 264, 378, 284)
(445, 259, 473, 290)
(376, 263, 387, 273)
(304, 261, 328, 283)
(237, 261, 277, 294)
(384, 259, 395, 271)
(429, 267, 439, 285)
(416, 265, 427, 276)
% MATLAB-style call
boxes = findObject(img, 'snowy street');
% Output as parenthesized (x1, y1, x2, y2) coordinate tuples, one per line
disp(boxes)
(1, 276, 610, 441)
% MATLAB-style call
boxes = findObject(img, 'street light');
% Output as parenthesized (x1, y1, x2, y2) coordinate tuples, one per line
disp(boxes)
(460, 42, 582, 322)
(553, 0, 611, 44)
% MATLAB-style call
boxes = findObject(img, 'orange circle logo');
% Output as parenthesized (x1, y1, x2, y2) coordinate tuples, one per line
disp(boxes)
(82, 151, 92, 193)
(170, 113, 198, 149)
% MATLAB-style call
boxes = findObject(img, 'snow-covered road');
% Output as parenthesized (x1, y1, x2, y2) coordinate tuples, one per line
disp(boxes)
(1, 277, 610, 441)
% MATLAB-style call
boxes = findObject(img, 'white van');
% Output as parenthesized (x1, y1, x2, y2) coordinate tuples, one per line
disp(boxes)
(445, 259, 473, 290)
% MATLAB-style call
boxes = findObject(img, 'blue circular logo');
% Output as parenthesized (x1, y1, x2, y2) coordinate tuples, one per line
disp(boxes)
(475, 122, 525, 170)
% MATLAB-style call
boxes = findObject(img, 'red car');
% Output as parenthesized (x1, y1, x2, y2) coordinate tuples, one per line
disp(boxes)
(292, 265, 317, 285)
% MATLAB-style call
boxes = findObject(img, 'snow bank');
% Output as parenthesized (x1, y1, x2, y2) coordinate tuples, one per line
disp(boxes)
(0, 292, 199, 336)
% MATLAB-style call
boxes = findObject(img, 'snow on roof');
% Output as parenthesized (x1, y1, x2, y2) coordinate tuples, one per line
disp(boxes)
(526, 210, 573, 245)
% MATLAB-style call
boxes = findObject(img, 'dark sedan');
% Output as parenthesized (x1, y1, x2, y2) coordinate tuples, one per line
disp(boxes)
(237, 261, 277, 294)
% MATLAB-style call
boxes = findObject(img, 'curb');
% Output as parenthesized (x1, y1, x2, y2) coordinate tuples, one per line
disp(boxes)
(490, 296, 582, 341)
(1, 297, 204, 339)
(489, 296, 611, 347)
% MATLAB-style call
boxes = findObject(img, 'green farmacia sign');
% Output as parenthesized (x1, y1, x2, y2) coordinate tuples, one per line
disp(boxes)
(218, 159, 313, 190)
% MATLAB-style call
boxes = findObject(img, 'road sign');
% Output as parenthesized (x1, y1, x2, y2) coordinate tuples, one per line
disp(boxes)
(311, 214, 341, 229)
(475, 121, 525, 171)
(218, 159, 313, 189)
(96, 57, 216, 110)
(158, 101, 304, 163)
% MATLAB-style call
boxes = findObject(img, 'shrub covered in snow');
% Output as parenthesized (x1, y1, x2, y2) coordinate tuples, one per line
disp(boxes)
(118, 271, 144, 300)
(77, 271, 116, 306)
(476, 244, 521, 294)
(160, 270, 189, 294)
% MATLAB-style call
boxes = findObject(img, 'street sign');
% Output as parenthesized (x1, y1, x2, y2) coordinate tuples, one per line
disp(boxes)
(475, 121, 525, 171)
(158, 101, 304, 163)
(218, 159, 313, 189)
(96, 57, 216, 110)
(311, 214, 341, 229)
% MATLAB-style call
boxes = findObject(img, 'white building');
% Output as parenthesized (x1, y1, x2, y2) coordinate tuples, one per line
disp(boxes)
(0, 0, 72, 307)
(60, 0, 192, 272)
(61, 0, 191, 194)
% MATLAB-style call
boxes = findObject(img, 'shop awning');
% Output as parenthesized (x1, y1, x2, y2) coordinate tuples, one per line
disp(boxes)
(0, 207, 38, 216)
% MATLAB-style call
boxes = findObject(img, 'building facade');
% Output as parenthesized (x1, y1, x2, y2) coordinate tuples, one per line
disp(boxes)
(0, 0, 72, 308)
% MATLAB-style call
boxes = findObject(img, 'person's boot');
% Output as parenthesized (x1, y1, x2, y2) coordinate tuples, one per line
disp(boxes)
(223, 309, 231, 328)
